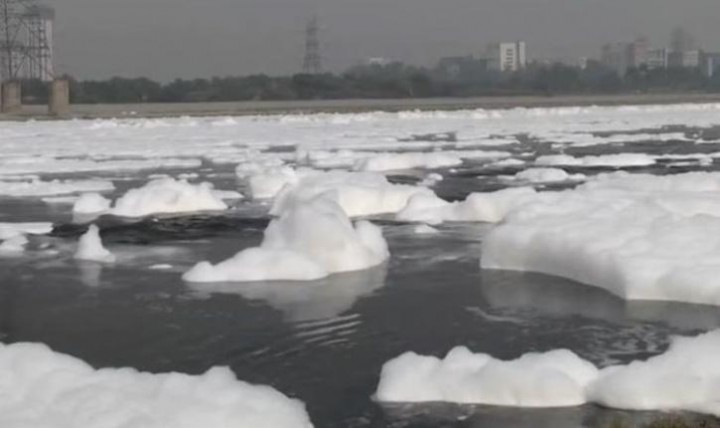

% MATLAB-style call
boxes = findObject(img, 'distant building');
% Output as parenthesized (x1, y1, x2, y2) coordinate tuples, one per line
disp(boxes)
(601, 43, 629, 74)
(646, 48, 669, 69)
(703, 52, 720, 77)
(486, 42, 526, 72)
(668, 49, 702, 68)
(682, 50, 702, 68)
(627, 37, 649, 68)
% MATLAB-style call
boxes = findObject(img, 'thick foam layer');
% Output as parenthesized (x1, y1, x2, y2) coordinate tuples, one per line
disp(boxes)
(111, 178, 228, 218)
(184, 195, 389, 282)
(271, 170, 431, 218)
(376, 347, 597, 407)
(482, 172, 720, 305)
(0, 341, 314, 428)
(377, 330, 720, 417)
(396, 187, 538, 225)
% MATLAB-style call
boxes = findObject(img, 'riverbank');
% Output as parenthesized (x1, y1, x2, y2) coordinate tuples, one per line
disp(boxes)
(4, 93, 720, 120)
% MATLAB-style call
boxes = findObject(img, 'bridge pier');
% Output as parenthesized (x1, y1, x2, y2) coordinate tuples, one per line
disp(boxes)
(1, 81, 22, 114)
(48, 79, 70, 117)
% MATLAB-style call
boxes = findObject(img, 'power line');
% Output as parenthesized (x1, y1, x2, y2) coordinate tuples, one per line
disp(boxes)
(0, 0, 54, 82)
(302, 15, 322, 74)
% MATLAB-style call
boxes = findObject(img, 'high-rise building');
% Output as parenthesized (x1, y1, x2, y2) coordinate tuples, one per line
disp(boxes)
(486, 42, 526, 72)
(627, 37, 649, 68)
(703, 53, 720, 77)
(646, 48, 669, 69)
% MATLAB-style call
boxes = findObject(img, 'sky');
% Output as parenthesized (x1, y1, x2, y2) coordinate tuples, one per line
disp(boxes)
(51, 0, 720, 81)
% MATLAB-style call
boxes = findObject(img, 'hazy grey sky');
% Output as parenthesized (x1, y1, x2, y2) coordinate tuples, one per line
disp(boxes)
(51, 0, 720, 81)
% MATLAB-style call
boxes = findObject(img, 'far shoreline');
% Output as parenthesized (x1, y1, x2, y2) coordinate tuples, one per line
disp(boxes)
(4, 92, 720, 121)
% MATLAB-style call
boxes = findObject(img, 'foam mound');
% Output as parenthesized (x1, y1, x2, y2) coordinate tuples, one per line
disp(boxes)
(376, 346, 598, 407)
(111, 178, 228, 218)
(354, 152, 463, 172)
(482, 172, 720, 305)
(73, 193, 112, 214)
(396, 187, 539, 225)
(0, 222, 53, 240)
(271, 170, 431, 218)
(376, 330, 720, 417)
(74, 224, 116, 263)
(184, 195, 389, 282)
(512, 168, 586, 183)
(0, 178, 115, 197)
(589, 330, 720, 416)
(535, 154, 656, 168)
(0, 341, 314, 428)
(0, 235, 29, 253)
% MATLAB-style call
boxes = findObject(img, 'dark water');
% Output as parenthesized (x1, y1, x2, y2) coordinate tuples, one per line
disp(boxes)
(2, 215, 720, 427)
(2, 131, 720, 427)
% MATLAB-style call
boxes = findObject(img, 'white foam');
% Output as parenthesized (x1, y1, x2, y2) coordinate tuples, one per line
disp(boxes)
(0, 234, 29, 253)
(397, 187, 538, 225)
(0, 178, 115, 197)
(377, 330, 720, 417)
(0, 341, 314, 428)
(482, 171, 720, 305)
(73, 193, 112, 214)
(184, 195, 389, 282)
(74, 224, 115, 263)
(376, 346, 598, 406)
(413, 224, 439, 234)
(589, 330, 720, 416)
(512, 168, 586, 183)
(0, 222, 53, 240)
(271, 170, 431, 218)
(0, 157, 201, 176)
(111, 178, 228, 218)
(535, 154, 656, 168)
(354, 152, 464, 172)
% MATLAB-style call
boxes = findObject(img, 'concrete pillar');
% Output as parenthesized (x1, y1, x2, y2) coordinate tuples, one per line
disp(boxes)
(1, 81, 22, 114)
(48, 79, 70, 117)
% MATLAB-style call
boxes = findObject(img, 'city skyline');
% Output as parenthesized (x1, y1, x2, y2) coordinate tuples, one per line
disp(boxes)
(50, 0, 720, 81)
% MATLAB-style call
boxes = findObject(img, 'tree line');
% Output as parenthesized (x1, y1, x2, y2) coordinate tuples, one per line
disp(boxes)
(19, 60, 720, 105)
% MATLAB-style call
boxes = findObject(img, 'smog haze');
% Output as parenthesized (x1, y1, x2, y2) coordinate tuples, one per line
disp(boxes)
(53, 0, 720, 80)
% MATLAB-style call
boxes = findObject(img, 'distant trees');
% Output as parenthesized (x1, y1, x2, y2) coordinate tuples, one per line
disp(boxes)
(17, 59, 720, 105)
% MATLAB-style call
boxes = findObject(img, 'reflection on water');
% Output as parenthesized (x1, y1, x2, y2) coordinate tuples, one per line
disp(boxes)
(188, 265, 388, 322)
(480, 269, 720, 331)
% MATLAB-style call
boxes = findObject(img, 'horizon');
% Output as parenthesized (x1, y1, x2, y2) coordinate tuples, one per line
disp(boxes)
(46, 0, 720, 81)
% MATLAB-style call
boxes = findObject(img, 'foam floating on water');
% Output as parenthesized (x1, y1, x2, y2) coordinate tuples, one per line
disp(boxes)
(110, 178, 229, 218)
(270, 170, 431, 218)
(74, 224, 116, 263)
(482, 171, 720, 305)
(0, 222, 53, 240)
(0, 341, 314, 428)
(535, 153, 656, 168)
(376, 346, 597, 407)
(377, 330, 720, 418)
(0, 178, 115, 197)
(397, 187, 538, 225)
(511, 168, 586, 184)
(73, 192, 112, 214)
(183, 194, 389, 282)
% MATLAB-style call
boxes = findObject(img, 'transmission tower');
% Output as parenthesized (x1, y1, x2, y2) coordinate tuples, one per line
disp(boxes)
(302, 16, 322, 74)
(0, 0, 54, 82)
